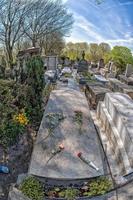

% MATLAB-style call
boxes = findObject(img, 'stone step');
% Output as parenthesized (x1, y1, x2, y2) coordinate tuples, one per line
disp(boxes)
(97, 101, 132, 176)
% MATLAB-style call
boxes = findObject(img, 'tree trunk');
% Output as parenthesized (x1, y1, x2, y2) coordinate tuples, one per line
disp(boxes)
(7, 48, 14, 68)
(32, 37, 37, 47)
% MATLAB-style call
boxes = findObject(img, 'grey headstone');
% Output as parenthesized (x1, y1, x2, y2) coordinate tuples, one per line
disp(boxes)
(45, 56, 58, 70)
(78, 59, 88, 72)
(98, 59, 104, 68)
(125, 64, 133, 77)
(64, 58, 70, 66)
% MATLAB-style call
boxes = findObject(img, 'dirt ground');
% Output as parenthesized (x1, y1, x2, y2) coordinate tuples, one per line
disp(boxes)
(0, 129, 35, 200)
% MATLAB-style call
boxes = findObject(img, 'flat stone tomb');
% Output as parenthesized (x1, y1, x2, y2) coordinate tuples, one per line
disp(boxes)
(97, 93, 133, 176)
(109, 78, 133, 99)
(86, 84, 111, 108)
(29, 86, 104, 179)
(119, 75, 133, 86)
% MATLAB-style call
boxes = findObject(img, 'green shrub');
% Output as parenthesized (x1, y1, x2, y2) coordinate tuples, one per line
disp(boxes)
(0, 80, 28, 147)
(26, 56, 44, 123)
(43, 83, 55, 105)
(84, 177, 112, 197)
(111, 46, 133, 75)
(26, 56, 44, 99)
(59, 188, 79, 200)
(0, 121, 25, 147)
(74, 110, 83, 132)
(0, 56, 45, 147)
(81, 72, 94, 82)
(20, 176, 44, 200)
(63, 73, 72, 78)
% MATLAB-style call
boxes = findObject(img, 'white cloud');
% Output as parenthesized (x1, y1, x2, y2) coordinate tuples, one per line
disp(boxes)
(65, 3, 133, 50)
(119, 1, 133, 6)
(72, 13, 105, 42)
(106, 38, 133, 48)
(62, 0, 68, 3)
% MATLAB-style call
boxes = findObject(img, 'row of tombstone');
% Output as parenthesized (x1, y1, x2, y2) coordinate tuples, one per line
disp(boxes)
(3, 46, 133, 84)
(16, 48, 59, 82)
(105, 62, 133, 78)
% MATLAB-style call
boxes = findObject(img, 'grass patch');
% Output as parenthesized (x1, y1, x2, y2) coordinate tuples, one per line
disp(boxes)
(20, 176, 44, 200)
(74, 110, 83, 133)
(63, 73, 73, 78)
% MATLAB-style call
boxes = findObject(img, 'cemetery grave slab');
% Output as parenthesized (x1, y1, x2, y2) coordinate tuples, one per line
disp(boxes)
(109, 78, 133, 99)
(85, 84, 111, 109)
(119, 75, 133, 86)
(29, 85, 104, 179)
(92, 93, 133, 177)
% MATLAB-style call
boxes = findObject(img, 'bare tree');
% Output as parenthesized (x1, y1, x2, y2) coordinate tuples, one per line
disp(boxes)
(40, 31, 65, 55)
(24, 0, 73, 47)
(0, 0, 73, 67)
(0, 0, 31, 67)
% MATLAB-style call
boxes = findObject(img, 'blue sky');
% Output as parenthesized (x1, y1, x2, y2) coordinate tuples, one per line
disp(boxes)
(64, 0, 133, 50)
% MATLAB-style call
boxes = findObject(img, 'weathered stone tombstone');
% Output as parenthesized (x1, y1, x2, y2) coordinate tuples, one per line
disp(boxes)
(109, 78, 133, 99)
(17, 47, 40, 83)
(108, 61, 113, 72)
(85, 83, 111, 109)
(64, 57, 71, 67)
(45, 55, 58, 70)
(58, 57, 64, 65)
(105, 61, 117, 78)
(125, 64, 133, 77)
(90, 61, 98, 68)
(98, 58, 104, 69)
(119, 64, 133, 85)
(78, 51, 88, 73)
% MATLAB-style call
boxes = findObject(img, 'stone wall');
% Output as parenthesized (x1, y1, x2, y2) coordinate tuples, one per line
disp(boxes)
(96, 93, 133, 177)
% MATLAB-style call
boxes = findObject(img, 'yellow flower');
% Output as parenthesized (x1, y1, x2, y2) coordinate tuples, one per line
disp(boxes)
(13, 112, 29, 126)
